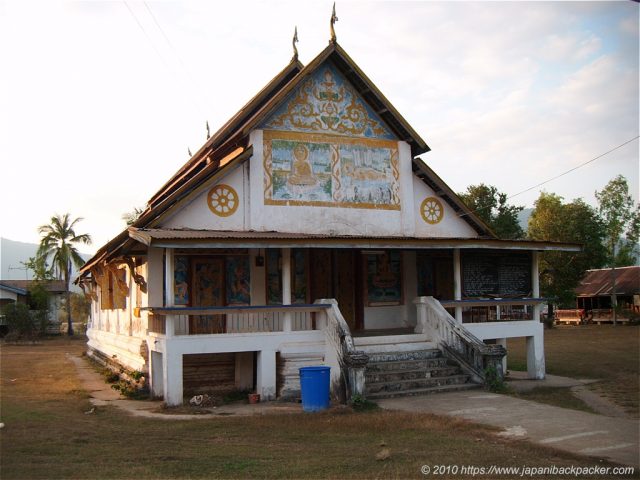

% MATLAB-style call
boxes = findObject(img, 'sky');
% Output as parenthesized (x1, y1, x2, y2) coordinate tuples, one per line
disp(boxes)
(1, 0, 638, 254)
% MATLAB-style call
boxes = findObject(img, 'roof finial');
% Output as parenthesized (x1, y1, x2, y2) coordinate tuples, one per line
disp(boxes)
(292, 26, 299, 61)
(206, 120, 210, 140)
(330, 2, 338, 44)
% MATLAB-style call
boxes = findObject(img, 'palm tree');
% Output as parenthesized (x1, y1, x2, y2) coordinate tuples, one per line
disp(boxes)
(37, 214, 92, 335)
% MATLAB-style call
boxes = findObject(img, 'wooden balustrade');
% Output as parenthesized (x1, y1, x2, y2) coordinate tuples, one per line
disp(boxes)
(414, 296, 506, 383)
(145, 304, 329, 336)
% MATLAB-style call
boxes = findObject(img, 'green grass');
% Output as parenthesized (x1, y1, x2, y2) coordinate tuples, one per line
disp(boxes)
(509, 387, 598, 414)
(507, 325, 639, 417)
(2, 338, 633, 479)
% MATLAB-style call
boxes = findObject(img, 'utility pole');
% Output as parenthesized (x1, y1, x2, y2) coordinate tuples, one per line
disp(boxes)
(611, 241, 617, 326)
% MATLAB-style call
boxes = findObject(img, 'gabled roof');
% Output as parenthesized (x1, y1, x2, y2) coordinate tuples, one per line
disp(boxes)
(0, 280, 66, 294)
(412, 159, 496, 238)
(575, 266, 640, 297)
(80, 41, 497, 275)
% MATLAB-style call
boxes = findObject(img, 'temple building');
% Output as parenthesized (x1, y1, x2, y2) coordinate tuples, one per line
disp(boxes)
(78, 23, 579, 405)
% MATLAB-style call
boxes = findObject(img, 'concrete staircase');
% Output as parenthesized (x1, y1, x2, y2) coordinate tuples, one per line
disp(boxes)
(353, 333, 480, 400)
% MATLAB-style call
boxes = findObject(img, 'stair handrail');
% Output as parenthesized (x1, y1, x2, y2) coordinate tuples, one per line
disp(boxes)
(316, 299, 369, 402)
(414, 296, 506, 384)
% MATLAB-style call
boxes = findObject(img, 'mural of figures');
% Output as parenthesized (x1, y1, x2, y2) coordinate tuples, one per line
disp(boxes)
(174, 256, 189, 305)
(266, 249, 282, 305)
(271, 139, 332, 202)
(261, 64, 395, 140)
(365, 251, 402, 306)
(265, 131, 399, 210)
(226, 256, 251, 306)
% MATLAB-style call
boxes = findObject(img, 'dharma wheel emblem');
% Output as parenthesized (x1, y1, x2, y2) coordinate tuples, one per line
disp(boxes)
(420, 196, 444, 224)
(207, 184, 239, 217)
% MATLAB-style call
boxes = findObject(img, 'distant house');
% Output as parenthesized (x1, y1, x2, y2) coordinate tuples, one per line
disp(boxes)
(575, 266, 640, 321)
(0, 280, 67, 330)
(77, 34, 579, 405)
(0, 281, 28, 307)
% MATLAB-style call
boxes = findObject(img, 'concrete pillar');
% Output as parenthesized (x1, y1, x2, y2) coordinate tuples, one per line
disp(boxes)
(147, 247, 164, 308)
(162, 347, 183, 406)
(150, 350, 164, 398)
(526, 326, 546, 379)
(497, 338, 507, 374)
(235, 352, 254, 391)
(164, 248, 175, 308)
(453, 248, 462, 323)
(532, 251, 541, 322)
(256, 349, 277, 400)
(281, 247, 292, 331)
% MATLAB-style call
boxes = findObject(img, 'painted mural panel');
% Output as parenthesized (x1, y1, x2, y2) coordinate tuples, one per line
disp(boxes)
(365, 251, 402, 306)
(174, 255, 189, 305)
(261, 63, 395, 140)
(264, 131, 399, 210)
(225, 256, 251, 306)
(265, 249, 308, 304)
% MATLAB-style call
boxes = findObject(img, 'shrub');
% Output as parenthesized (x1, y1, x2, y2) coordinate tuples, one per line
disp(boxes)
(1, 303, 43, 340)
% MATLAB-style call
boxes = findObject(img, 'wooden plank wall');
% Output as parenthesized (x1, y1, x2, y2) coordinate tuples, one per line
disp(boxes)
(183, 353, 235, 395)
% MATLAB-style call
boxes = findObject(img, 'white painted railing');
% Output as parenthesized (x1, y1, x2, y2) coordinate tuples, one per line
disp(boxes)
(145, 304, 329, 336)
(439, 298, 547, 323)
(316, 299, 368, 401)
(414, 296, 506, 383)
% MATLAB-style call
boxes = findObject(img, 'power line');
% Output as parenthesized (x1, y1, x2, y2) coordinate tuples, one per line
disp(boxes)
(506, 135, 639, 201)
(122, 0, 208, 119)
(459, 135, 639, 219)
(142, 2, 215, 110)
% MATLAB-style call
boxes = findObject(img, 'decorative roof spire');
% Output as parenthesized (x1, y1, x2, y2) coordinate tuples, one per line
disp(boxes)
(206, 120, 210, 140)
(329, 2, 338, 44)
(292, 26, 299, 61)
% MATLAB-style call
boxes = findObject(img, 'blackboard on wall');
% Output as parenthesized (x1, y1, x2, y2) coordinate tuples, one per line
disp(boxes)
(462, 252, 532, 297)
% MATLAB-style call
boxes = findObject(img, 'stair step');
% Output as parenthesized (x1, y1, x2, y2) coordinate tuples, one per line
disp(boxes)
(367, 349, 442, 363)
(366, 374, 470, 394)
(366, 357, 450, 372)
(366, 366, 460, 383)
(367, 382, 481, 400)
(353, 334, 435, 354)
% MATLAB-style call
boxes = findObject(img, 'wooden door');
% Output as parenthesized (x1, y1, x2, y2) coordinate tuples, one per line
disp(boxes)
(310, 250, 333, 301)
(191, 257, 225, 334)
(434, 257, 454, 301)
(334, 250, 362, 331)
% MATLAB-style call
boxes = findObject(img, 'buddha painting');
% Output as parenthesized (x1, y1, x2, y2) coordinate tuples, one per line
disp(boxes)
(288, 143, 317, 186)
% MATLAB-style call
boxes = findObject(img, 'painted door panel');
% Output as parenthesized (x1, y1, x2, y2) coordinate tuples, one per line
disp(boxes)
(191, 257, 225, 334)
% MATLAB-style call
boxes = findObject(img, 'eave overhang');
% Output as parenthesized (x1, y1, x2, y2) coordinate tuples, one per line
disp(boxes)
(127, 228, 581, 252)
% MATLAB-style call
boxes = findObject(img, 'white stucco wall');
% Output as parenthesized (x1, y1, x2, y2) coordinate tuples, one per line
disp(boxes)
(412, 176, 479, 238)
(87, 261, 150, 372)
(161, 163, 248, 231)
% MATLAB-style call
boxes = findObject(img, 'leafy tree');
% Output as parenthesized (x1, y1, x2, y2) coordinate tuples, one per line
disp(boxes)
(23, 255, 54, 282)
(528, 193, 607, 307)
(37, 214, 92, 335)
(595, 175, 640, 324)
(122, 207, 145, 226)
(595, 175, 640, 267)
(459, 184, 524, 239)
(1, 302, 47, 339)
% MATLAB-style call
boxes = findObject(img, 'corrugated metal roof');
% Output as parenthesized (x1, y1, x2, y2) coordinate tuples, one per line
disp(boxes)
(0, 280, 67, 293)
(128, 228, 581, 252)
(575, 266, 640, 297)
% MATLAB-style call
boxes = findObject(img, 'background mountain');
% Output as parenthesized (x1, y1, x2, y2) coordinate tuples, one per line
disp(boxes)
(517, 208, 533, 233)
(1, 237, 92, 282)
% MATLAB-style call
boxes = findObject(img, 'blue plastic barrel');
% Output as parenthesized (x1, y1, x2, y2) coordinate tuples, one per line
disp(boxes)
(299, 366, 331, 412)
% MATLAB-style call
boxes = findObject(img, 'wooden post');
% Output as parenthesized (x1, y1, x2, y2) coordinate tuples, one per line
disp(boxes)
(164, 248, 175, 336)
(453, 248, 462, 323)
(282, 248, 292, 331)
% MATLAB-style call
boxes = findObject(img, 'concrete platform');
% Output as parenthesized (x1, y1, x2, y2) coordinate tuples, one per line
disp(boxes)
(377, 390, 640, 468)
